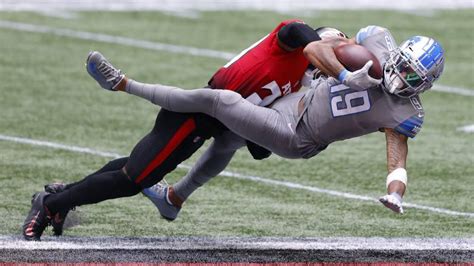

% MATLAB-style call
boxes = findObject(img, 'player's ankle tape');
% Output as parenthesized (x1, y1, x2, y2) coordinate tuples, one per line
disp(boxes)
(386, 168, 408, 188)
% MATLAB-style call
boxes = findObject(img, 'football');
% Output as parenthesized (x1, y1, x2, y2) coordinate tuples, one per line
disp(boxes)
(334, 44, 383, 79)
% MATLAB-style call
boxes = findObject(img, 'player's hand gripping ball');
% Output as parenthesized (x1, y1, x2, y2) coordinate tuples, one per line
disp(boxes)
(334, 44, 383, 79)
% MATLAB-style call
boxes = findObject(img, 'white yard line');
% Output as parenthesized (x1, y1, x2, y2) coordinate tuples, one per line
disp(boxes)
(0, 134, 122, 159)
(457, 124, 474, 133)
(0, 20, 235, 60)
(1, 133, 473, 218)
(432, 84, 474, 97)
(1, 20, 473, 97)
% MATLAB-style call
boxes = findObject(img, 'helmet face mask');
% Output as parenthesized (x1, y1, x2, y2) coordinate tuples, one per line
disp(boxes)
(384, 49, 427, 97)
(383, 36, 445, 98)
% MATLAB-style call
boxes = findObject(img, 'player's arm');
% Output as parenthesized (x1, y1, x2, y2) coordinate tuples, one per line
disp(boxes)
(277, 22, 362, 81)
(277, 21, 350, 77)
(303, 35, 380, 90)
(302, 36, 355, 79)
(277, 21, 321, 52)
(380, 128, 409, 214)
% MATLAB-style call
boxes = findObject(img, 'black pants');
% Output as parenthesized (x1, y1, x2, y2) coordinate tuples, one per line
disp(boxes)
(125, 109, 224, 188)
(44, 109, 223, 213)
(45, 95, 269, 213)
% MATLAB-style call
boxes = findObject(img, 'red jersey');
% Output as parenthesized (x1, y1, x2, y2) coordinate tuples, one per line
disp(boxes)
(209, 19, 310, 106)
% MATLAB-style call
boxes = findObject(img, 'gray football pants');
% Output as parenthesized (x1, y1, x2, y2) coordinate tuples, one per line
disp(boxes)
(125, 80, 302, 159)
(173, 130, 245, 200)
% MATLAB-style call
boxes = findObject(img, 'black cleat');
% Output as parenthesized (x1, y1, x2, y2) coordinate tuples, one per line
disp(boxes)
(44, 183, 69, 236)
(22, 192, 51, 241)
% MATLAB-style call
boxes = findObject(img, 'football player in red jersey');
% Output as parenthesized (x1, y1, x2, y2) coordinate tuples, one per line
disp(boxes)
(22, 20, 379, 240)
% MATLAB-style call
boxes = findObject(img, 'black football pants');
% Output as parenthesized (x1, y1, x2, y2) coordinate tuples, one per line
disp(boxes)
(44, 109, 220, 214)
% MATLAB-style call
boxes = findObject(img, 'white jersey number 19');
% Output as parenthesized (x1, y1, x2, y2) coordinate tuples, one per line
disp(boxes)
(330, 84, 371, 117)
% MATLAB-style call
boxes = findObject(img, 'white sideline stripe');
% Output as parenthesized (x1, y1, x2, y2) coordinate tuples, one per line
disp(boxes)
(1, 20, 473, 97)
(0, 20, 235, 60)
(457, 124, 474, 133)
(1, 236, 473, 250)
(1, 134, 473, 218)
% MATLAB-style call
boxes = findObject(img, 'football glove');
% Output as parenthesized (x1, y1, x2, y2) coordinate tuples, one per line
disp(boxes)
(340, 60, 382, 91)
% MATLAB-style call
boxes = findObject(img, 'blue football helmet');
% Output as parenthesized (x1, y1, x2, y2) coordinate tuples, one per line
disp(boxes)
(383, 36, 445, 97)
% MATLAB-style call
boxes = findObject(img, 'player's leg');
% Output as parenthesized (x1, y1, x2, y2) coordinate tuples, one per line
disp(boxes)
(43, 158, 141, 215)
(143, 131, 246, 220)
(174, 131, 245, 200)
(47, 169, 140, 210)
(42, 157, 130, 236)
(124, 80, 301, 159)
(86, 50, 299, 157)
(44, 109, 204, 210)
(123, 110, 209, 188)
(122, 111, 220, 221)
(23, 109, 207, 240)
(23, 168, 140, 240)
(53, 157, 129, 191)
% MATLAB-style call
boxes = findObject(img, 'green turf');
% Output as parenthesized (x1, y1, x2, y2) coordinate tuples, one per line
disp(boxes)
(0, 10, 473, 238)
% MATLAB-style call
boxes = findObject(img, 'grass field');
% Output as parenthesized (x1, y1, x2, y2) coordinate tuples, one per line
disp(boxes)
(0, 9, 473, 239)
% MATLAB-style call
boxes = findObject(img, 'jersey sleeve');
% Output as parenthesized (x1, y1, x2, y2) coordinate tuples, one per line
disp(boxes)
(355, 25, 388, 44)
(394, 114, 424, 138)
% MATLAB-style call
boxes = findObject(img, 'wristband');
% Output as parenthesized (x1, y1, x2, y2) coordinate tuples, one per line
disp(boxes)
(386, 168, 408, 188)
(337, 69, 349, 81)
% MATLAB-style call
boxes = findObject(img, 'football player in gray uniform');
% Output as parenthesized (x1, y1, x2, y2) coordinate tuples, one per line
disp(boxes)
(87, 25, 444, 217)
(25, 23, 373, 241)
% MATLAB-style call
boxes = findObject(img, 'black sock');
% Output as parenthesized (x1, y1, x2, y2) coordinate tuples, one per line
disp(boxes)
(45, 169, 141, 214)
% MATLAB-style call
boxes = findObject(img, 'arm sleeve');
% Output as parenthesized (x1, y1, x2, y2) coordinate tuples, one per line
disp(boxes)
(278, 22, 321, 49)
(394, 114, 424, 138)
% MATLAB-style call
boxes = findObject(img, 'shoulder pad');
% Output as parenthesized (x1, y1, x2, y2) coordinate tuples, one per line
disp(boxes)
(356, 25, 388, 44)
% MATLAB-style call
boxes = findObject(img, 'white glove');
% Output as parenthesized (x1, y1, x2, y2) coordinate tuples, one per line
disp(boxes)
(379, 192, 404, 214)
(339, 60, 382, 91)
